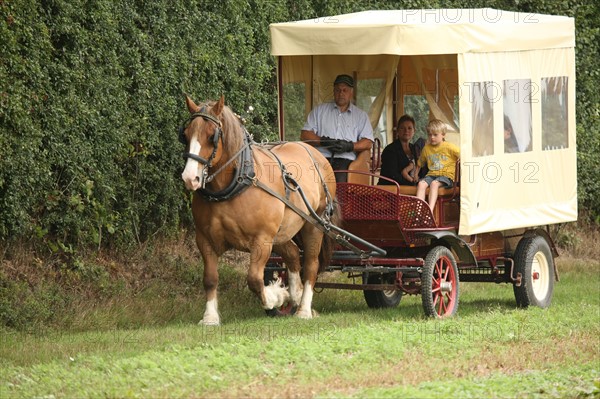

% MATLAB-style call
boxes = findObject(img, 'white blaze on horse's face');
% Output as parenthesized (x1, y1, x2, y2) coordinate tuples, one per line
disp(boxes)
(181, 135, 204, 191)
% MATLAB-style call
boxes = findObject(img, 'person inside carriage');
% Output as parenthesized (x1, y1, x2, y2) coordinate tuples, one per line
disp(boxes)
(504, 114, 520, 153)
(300, 74, 374, 182)
(412, 119, 460, 211)
(378, 114, 428, 186)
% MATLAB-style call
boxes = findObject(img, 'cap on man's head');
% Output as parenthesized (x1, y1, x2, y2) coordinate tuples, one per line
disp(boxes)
(334, 74, 354, 88)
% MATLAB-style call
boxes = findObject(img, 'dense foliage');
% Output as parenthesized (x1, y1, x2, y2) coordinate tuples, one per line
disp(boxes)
(1, 0, 598, 260)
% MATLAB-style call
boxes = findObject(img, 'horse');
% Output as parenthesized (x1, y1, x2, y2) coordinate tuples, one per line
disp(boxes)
(179, 95, 338, 325)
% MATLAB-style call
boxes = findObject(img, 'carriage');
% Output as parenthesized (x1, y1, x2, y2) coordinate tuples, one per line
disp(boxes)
(263, 9, 577, 318)
(179, 9, 576, 324)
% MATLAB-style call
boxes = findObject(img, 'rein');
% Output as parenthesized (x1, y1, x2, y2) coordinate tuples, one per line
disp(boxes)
(252, 142, 384, 257)
(251, 169, 384, 257)
(204, 139, 251, 184)
(179, 111, 383, 255)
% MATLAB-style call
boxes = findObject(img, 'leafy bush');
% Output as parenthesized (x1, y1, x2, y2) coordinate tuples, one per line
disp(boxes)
(1, 0, 598, 262)
(0, 0, 288, 255)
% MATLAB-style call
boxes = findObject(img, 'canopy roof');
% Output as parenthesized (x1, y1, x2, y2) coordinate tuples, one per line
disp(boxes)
(270, 8, 575, 56)
(270, 9, 577, 235)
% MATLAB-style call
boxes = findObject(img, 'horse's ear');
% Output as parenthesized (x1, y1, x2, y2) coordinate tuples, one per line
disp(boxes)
(212, 95, 225, 116)
(185, 95, 200, 113)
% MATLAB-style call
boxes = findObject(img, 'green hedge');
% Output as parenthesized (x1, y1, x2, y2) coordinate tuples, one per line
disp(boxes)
(0, 0, 291, 256)
(1, 0, 598, 259)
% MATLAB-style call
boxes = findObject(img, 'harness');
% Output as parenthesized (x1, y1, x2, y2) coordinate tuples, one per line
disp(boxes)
(197, 132, 255, 202)
(180, 107, 255, 202)
(179, 110, 222, 167)
(179, 109, 384, 256)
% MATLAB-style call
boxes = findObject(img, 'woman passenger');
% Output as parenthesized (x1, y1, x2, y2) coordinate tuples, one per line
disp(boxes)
(378, 115, 427, 185)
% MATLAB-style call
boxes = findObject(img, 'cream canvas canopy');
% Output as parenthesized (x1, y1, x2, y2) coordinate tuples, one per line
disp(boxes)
(270, 9, 574, 55)
(269, 9, 577, 235)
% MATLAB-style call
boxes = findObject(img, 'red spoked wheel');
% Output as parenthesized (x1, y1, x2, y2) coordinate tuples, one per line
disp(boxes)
(421, 246, 459, 318)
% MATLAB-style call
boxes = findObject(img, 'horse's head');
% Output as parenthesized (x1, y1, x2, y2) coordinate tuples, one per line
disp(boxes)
(180, 96, 225, 191)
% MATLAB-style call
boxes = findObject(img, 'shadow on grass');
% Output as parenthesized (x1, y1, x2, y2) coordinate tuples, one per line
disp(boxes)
(0, 256, 545, 334)
(204, 275, 521, 326)
(64, 280, 523, 333)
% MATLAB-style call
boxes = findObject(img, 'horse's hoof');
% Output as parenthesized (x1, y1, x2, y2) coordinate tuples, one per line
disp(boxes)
(295, 307, 320, 319)
(295, 308, 313, 319)
(265, 305, 297, 317)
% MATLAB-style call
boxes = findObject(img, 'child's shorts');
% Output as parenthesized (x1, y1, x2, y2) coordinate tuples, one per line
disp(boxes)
(420, 175, 454, 188)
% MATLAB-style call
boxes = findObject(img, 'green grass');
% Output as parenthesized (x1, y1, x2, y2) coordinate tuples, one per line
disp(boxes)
(1, 258, 598, 398)
(349, 363, 600, 399)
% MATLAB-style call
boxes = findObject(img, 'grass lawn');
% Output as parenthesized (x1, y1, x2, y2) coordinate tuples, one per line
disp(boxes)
(1, 257, 598, 398)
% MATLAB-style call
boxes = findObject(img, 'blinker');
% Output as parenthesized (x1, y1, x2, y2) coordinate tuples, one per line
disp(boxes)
(179, 109, 223, 168)
(178, 126, 187, 144)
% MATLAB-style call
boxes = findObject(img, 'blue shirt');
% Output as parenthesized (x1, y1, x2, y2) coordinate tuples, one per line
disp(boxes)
(303, 102, 374, 160)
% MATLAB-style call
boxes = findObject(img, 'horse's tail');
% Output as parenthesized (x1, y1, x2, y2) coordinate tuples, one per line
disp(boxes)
(318, 200, 340, 273)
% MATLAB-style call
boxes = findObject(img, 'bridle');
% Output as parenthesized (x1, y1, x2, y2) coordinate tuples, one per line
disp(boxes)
(179, 109, 222, 168)
(179, 106, 256, 199)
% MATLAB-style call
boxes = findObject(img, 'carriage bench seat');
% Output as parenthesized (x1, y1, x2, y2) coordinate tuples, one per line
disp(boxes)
(376, 184, 456, 197)
(335, 182, 453, 247)
(372, 158, 461, 198)
(345, 152, 460, 198)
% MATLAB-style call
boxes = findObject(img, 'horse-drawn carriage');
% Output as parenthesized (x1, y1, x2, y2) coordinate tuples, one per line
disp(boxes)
(180, 9, 576, 324)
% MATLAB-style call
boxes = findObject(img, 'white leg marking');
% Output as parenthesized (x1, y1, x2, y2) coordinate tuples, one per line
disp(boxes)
(263, 278, 290, 309)
(201, 298, 220, 326)
(296, 281, 314, 319)
(288, 272, 303, 306)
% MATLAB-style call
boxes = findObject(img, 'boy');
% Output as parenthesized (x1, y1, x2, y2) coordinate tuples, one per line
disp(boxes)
(404, 119, 460, 211)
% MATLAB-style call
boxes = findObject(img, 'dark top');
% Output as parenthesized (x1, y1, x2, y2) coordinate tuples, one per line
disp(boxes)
(378, 138, 427, 185)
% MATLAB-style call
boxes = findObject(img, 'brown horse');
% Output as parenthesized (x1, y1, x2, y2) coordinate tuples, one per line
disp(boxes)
(180, 95, 337, 325)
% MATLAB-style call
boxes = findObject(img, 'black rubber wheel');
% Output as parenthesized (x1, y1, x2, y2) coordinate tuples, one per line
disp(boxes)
(362, 273, 402, 308)
(263, 267, 297, 317)
(421, 246, 459, 318)
(513, 235, 555, 308)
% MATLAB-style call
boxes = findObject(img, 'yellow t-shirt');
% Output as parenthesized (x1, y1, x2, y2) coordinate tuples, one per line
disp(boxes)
(417, 141, 460, 181)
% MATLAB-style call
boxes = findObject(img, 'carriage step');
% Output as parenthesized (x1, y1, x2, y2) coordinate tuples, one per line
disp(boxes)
(328, 265, 422, 274)
(268, 250, 385, 264)
(314, 282, 398, 291)
(331, 250, 385, 260)
(459, 266, 512, 283)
